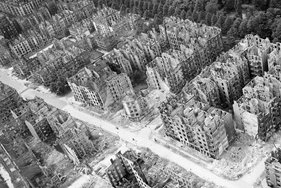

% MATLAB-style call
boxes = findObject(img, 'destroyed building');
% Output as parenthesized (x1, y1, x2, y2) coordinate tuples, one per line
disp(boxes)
(183, 73, 222, 108)
(68, 60, 134, 110)
(146, 52, 184, 93)
(233, 74, 281, 141)
(265, 148, 281, 188)
(107, 150, 150, 188)
(162, 17, 223, 67)
(122, 93, 148, 121)
(159, 95, 235, 159)
(0, 81, 23, 124)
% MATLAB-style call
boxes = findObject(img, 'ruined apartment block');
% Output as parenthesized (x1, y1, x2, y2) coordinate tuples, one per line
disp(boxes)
(183, 73, 222, 108)
(107, 150, 150, 188)
(163, 17, 223, 67)
(233, 73, 281, 141)
(104, 48, 133, 75)
(0, 81, 23, 124)
(159, 95, 235, 158)
(104, 32, 162, 74)
(1, 95, 99, 187)
(209, 58, 245, 105)
(0, 0, 45, 17)
(146, 52, 184, 93)
(146, 66, 169, 91)
(122, 93, 148, 121)
(265, 148, 281, 188)
(68, 60, 134, 110)
(92, 6, 138, 51)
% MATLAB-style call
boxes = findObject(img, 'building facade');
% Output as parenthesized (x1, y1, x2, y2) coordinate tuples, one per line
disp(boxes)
(265, 148, 281, 188)
(0, 13, 19, 39)
(122, 93, 148, 121)
(107, 151, 150, 188)
(233, 74, 281, 141)
(0, 81, 23, 124)
(159, 95, 234, 159)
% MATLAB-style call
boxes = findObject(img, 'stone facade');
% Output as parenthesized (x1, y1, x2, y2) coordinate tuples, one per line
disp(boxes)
(159, 95, 234, 159)
(233, 74, 281, 141)
(265, 148, 281, 188)
(68, 61, 134, 110)
(107, 150, 149, 188)
(0, 81, 23, 124)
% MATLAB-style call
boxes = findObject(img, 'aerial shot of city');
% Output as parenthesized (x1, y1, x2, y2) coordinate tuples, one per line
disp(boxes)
(1, 0, 281, 188)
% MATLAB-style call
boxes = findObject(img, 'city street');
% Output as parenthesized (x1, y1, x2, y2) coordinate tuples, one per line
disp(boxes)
(0, 68, 264, 188)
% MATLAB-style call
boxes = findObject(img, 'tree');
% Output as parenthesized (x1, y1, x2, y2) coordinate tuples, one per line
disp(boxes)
(215, 13, 225, 28)
(153, 3, 158, 15)
(133, 5, 139, 14)
(120, 4, 125, 15)
(222, 16, 233, 34)
(232, 17, 242, 29)
(154, 13, 163, 25)
(157, 3, 164, 16)
(125, 7, 130, 14)
(163, 3, 169, 16)
(194, 0, 205, 12)
(180, 10, 187, 20)
(253, 0, 269, 10)
(129, 0, 134, 9)
(205, 0, 219, 14)
(148, 2, 153, 11)
(223, 0, 235, 12)
(168, 6, 175, 17)
(205, 12, 212, 26)
(138, 1, 144, 15)
(235, 0, 242, 17)
(238, 19, 248, 38)
(198, 11, 206, 23)
(227, 18, 241, 38)
(143, 2, 148, 11)
(174, 6, 181, 17)
(186, 9, 192, 17)
(247, 12, 272, 38)
(47, 1, 58, 15)
(143, 10, 149, 20)
(124, 0, 130, 8)
(270, 0, 281, 9)
(133, 0, 139, 9)
(192, 11, 199, 22)
(211, 14, 218, 25)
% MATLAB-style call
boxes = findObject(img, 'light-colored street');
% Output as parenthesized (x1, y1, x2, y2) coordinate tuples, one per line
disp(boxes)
(0, 68, 265, 188)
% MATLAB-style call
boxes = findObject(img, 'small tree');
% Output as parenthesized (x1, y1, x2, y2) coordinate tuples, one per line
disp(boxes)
(238, 19, 248, 38)
(192, 11, 199, 22)
(223, 0, 235, 12)
(205, 0, 219, 14)
(168, 6, 175, 17)
(198, 11, 206, 23)
(222, 16, 233, 34)
(270, 0, 281, 9)
(143, 10, 149, 20)
(162, 3, 169, 16)
(215, 13, 225, 28)
(235, 0, 242, 17)
(174, 6, 181, 17)
(194, 0, 205, 12)
(157, 3, 164, 16)
(152, 3, 158, 15)
(211, 14, 218, 25)
(272, 19, 281, 42)
(205, 12, 212, 26)
(180, 10, 187, 20)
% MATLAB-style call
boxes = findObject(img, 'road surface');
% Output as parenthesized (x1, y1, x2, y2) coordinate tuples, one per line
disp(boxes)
(0, 68, 264, 188)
